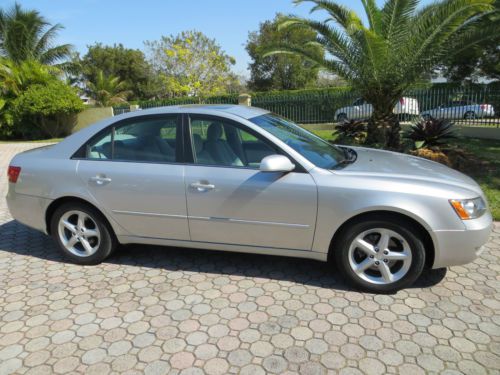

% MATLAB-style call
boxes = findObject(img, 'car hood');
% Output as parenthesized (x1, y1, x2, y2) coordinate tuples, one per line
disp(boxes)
(335, 146, 482, 195)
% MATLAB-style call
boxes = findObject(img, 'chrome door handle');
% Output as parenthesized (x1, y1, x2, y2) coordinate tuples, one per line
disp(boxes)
(190, 182, 215, 191)
(90, 175, 112, 185)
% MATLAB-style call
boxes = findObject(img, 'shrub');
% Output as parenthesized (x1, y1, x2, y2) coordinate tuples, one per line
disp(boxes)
(411, 148, 451, 166)
(12, 81, 84, 138)
(405, 118, 456, 149)
(334, 120, 366, 144)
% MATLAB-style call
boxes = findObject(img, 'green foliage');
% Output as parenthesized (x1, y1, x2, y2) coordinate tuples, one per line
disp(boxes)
(0, 58, 63, 138)
(0, 3, 71, 65)
(145, 30, 237, 98)
(12, 80, 83, 138)
(75, 43, 158, 100)
(246, 14, 322, 91)
(85, 70, 131, 107)
(405, 118, 456, 149)
(334, 119, 366, 144)
(266, 0, 497, 148)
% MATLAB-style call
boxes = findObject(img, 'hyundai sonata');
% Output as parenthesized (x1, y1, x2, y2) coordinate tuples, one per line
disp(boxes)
(7, 105, 492, 292)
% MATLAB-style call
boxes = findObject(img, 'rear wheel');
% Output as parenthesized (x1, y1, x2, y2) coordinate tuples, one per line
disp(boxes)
(51, 202, 116, 265)
(334, 219, 426, 293)
(464, 111, 476, 119)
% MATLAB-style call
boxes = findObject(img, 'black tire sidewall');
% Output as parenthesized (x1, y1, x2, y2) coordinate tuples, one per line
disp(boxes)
(50, 202, 114, 265)
(335, 220, 426, 293)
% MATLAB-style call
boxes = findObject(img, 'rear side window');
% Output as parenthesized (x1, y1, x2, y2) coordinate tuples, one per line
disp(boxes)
(83, 116, 179, 163)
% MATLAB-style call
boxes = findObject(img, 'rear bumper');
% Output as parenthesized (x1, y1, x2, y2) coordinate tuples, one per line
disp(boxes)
(431, 212, 493, 269)
(6, 185, 51, 234)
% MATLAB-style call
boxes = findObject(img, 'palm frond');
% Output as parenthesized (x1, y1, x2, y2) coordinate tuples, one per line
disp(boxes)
(381, 0, 419, 44)
(361, 0, 383, 32)
(293, 0, 363, 30)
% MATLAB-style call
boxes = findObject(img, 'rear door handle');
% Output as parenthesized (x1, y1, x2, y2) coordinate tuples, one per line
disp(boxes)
(190, 182, 215, 192)
(90, 175, 112, 185)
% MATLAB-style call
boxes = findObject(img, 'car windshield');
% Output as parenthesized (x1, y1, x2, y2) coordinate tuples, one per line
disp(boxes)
(249, 114, 346, 169)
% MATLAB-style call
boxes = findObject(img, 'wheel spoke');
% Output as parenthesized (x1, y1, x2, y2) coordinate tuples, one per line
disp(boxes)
(80, 238, 93, 254)
(353, 258, 375, 274)
(83, 229, 98, 238)
(354, 238, 376, 256)
(385, 251, 409, 260)
(377, 231, 391, 251)
(77, 213, 85, 230)
(379, 262, 394, 283)
(62, 220, 77, 234)
(66, 235, 78, 248)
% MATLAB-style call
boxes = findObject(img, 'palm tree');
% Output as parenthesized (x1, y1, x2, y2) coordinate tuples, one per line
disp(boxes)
(267, 0, 498, 149)
(86, 70, 131, 107)
(0, 2, 71, 65)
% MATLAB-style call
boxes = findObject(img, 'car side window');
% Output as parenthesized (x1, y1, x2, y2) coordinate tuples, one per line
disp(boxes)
(85, 116, 178, 163)
(189, 117, 277, 168)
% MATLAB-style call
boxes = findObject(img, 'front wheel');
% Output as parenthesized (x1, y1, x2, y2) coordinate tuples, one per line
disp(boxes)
(51, 202, 116, 265)
(336, 113, 348, 122)
(334, 219, 426, 293)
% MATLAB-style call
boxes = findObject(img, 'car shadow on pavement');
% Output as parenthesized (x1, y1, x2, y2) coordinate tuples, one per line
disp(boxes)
(0, 220, 447, 293)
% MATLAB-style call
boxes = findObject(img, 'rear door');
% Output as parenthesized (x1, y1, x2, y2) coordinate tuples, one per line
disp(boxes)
(183, 115, 318, 250)
(75, 114, 190, 240)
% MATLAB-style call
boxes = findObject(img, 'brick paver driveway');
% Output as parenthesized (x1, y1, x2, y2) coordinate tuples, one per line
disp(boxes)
(1, 142, 499, 375)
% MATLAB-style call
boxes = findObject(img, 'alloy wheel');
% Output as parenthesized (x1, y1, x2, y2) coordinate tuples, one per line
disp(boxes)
(58, 210, 101, 257)
(347, 228, 412, 285)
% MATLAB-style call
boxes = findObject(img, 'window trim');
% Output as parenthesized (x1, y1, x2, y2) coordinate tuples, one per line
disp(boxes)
(183, 114, 306, 173)
(72, 114, 184, 164)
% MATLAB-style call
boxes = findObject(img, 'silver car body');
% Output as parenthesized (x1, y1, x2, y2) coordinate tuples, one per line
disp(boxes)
(421, 101, 495, 120)
(7, 105, 492, 269)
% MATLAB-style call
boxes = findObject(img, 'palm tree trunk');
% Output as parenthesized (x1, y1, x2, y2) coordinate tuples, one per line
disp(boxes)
(365, 101, 401, 150)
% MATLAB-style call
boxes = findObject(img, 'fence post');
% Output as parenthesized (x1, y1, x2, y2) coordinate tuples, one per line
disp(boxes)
(238, 94, 251, 106)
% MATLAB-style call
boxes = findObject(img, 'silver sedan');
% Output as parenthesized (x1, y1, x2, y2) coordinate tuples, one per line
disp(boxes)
(7, 105, 492, 292)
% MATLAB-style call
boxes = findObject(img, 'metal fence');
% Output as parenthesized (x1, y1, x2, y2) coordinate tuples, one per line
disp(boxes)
(114, 86, 500, 127)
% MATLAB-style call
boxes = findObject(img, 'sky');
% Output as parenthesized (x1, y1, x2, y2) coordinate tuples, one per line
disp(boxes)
(2, 0, 433, 76)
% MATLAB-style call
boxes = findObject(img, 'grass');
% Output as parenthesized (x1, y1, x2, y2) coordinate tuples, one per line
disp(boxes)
(310, 129, 500, 220)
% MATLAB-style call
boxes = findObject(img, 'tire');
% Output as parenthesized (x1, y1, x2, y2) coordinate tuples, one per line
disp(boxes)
(422, 114, 431, 121)
(334, 218, 426, 293)
(50, 202, 116, 265)
(337, 113, 348, 122)
(464, 111, 476, 120)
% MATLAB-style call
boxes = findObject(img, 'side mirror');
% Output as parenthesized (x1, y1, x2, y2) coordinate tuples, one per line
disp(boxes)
(260, 155, 295, 173)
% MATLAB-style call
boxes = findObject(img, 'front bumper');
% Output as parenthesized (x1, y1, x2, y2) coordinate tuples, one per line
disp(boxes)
(431, 212, 493, 269)
(6, 185, 52, 234)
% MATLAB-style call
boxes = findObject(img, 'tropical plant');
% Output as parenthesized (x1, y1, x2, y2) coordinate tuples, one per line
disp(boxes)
(266, 0, 498, 149)
(0, 3, 71, 65)
(405, 118, 456, 149)
(0, 58, 61, 137)
(12, 80, 83, 138)
(334, 119, 366, 143)
(85, 70, 131, 107)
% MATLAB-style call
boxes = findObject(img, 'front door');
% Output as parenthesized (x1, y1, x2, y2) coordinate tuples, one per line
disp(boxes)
(184, 115, 317, 250)
(76, 114, 190, 240)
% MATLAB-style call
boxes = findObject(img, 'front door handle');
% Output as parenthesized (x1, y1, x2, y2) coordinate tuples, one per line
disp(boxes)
(190, 182, 215, 192)
(90, 175, 112, 185)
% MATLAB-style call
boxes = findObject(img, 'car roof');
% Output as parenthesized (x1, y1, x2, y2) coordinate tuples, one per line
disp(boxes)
(117, 104, 270, 120)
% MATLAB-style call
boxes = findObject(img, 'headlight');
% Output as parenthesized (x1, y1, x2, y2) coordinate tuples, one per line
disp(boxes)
(449, 198, 486, 220)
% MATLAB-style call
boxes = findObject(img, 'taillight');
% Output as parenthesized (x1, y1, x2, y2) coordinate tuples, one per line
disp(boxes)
(7, 166, 21, 183)
(480, 104, 487, 110)
(399, 98, 405, 105)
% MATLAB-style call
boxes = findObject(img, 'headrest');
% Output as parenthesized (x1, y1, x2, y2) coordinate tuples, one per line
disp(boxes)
(192, 134, 203, 153)
(207, 122, 223, 141)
